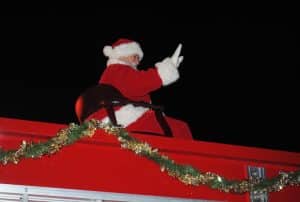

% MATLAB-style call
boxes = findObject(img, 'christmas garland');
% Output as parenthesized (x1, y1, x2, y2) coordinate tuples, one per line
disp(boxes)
(0, 119, 299, 194)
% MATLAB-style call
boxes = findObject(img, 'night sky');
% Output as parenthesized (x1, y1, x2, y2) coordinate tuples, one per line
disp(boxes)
(0, 9, 299, 152)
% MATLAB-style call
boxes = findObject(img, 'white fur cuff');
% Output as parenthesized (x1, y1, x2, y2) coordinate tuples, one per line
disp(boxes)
(156, 58, 180, 86)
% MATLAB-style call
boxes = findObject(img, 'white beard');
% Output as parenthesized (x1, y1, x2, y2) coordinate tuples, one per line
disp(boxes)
(107, 58, 138, 69)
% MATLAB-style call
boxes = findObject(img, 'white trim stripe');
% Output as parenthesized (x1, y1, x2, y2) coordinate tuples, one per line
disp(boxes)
(0, 183, 223, 202)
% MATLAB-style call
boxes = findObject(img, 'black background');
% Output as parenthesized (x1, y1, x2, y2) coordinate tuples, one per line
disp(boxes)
(0, 8, 299, 152)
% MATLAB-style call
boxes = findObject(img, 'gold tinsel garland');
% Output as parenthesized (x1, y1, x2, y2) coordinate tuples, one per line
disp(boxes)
(0, 119, 299, 194)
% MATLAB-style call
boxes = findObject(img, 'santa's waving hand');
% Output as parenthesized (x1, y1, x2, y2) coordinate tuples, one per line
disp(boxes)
(171, 44, 184, 68)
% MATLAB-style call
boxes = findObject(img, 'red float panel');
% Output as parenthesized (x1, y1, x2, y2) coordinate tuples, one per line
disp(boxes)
(0, 117, 299, 201)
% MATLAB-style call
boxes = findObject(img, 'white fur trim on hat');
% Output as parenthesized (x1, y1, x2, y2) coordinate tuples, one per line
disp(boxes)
(156, 58, 179, 86)
(103, 42, 144, 60)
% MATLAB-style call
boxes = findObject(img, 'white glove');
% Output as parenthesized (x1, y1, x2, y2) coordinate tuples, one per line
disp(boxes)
(155, 44, 184, 86)
(171, 44, 184, 68)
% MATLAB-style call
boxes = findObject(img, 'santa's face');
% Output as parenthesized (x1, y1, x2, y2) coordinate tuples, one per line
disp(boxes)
(119, 54, 140, 67)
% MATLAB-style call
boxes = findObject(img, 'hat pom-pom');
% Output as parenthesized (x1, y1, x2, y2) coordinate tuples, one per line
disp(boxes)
(103, 45, 113, 57)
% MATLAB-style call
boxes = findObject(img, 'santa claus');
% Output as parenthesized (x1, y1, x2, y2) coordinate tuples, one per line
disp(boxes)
(76, 38, 192, 139)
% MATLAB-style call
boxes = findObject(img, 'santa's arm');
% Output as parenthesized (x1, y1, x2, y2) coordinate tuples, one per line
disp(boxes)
(114, 62, 180, 98)
(117, 67, 163, 97)
(103, 64, 177, 98)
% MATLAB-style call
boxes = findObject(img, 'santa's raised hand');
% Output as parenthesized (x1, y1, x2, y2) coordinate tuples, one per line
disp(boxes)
(171, 44, 184, 68)
(154, 43, 185, 86)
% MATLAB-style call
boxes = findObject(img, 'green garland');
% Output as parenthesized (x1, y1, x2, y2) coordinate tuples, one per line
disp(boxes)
(0, 122, 96, 165)
(0, 119, 299, 194)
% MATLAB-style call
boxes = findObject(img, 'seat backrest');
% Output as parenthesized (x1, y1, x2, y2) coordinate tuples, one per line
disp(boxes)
(75, 84, 126, 123)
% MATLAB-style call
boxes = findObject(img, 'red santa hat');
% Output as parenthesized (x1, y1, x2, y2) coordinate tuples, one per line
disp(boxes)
(103, 38, 144, 60)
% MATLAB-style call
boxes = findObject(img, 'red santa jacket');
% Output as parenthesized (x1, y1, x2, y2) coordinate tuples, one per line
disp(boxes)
(99, 63, 162, 102)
